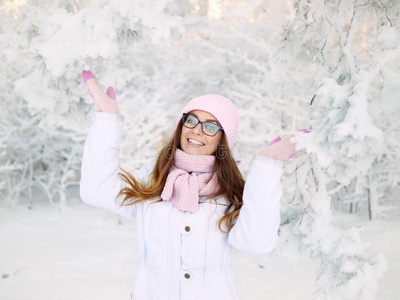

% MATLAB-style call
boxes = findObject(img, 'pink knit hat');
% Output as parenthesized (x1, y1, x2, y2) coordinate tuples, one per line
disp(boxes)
(175, 94, 241, 163)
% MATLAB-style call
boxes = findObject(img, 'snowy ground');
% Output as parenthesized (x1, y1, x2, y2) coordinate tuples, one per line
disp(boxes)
(1, 187, 399, 300)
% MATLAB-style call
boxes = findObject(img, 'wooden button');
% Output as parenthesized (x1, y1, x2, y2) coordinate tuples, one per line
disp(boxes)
(184, 273, 191, 279)
(185, 226, 191, 232)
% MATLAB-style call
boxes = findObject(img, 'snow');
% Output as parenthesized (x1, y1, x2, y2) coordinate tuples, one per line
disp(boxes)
(0, 187, 398, 300)
(377, 27, 398, 49)
(1, 0, 399, 299)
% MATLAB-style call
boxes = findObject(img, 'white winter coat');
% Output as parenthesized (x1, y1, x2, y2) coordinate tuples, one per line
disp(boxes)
(80, 112, 284, 300)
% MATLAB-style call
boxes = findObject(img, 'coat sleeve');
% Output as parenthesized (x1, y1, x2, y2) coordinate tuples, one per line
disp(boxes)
(228, 154, 284, 255)
(79, 112, 153, 218)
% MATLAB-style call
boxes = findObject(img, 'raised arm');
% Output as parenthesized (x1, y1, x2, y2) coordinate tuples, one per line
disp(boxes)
(228, 155, 284, 255)
(227, 129, 310, 255)
(79, 71, 152, 218)
(80, 112, 152, 218)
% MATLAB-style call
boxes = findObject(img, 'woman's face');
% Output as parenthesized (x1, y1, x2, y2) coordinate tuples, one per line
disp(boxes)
(180, 110, 222, 156)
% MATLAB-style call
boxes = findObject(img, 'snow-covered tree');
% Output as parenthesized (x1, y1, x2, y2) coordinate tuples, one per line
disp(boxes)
(2, 0, 286, 203)
(1, 1, 399, 298)
(0, 0, 209, 206)
(276, 0, 400, 298)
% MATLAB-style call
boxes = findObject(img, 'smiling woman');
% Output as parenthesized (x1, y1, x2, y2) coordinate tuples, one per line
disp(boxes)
(80, 71, 299, 300)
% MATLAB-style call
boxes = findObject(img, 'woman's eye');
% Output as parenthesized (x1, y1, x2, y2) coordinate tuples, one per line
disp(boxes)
(206, 125, 217, 132)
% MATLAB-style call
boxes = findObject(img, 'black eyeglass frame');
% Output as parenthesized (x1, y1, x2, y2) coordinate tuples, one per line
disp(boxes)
(181, 112, 224, 137)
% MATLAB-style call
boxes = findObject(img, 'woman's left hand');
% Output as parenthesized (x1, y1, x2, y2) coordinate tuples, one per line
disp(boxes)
(259, 129, 310, 161)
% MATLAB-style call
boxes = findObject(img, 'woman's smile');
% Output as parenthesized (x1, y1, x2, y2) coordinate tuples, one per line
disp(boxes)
(187, 138, 205, 147)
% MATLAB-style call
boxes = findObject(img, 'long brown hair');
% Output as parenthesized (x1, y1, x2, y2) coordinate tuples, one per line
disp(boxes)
(116, 118, 245, 234)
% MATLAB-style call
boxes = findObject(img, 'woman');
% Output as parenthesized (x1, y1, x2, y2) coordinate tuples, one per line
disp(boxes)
(80, 71, 306, 300)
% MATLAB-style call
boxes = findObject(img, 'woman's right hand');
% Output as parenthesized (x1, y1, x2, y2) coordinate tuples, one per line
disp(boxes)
(82, 70, 120, 114)
(259, 129, 310, 161)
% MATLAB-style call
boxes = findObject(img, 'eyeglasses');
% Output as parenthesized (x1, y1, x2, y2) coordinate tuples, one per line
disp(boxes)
(181, 113, 223, 137)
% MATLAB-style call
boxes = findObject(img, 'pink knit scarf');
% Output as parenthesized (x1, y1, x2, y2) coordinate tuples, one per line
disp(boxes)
(160, 148, 220, 213)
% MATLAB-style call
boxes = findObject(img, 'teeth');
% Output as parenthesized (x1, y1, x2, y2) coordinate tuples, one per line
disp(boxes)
(188, 138, 204, 146)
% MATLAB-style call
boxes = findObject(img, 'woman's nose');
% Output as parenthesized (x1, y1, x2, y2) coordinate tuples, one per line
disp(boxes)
(192, 123, 203, 135)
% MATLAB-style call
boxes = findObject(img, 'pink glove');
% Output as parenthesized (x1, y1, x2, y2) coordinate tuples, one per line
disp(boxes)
(82, 70, 120, 114)
(259, 129, 310, 161)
